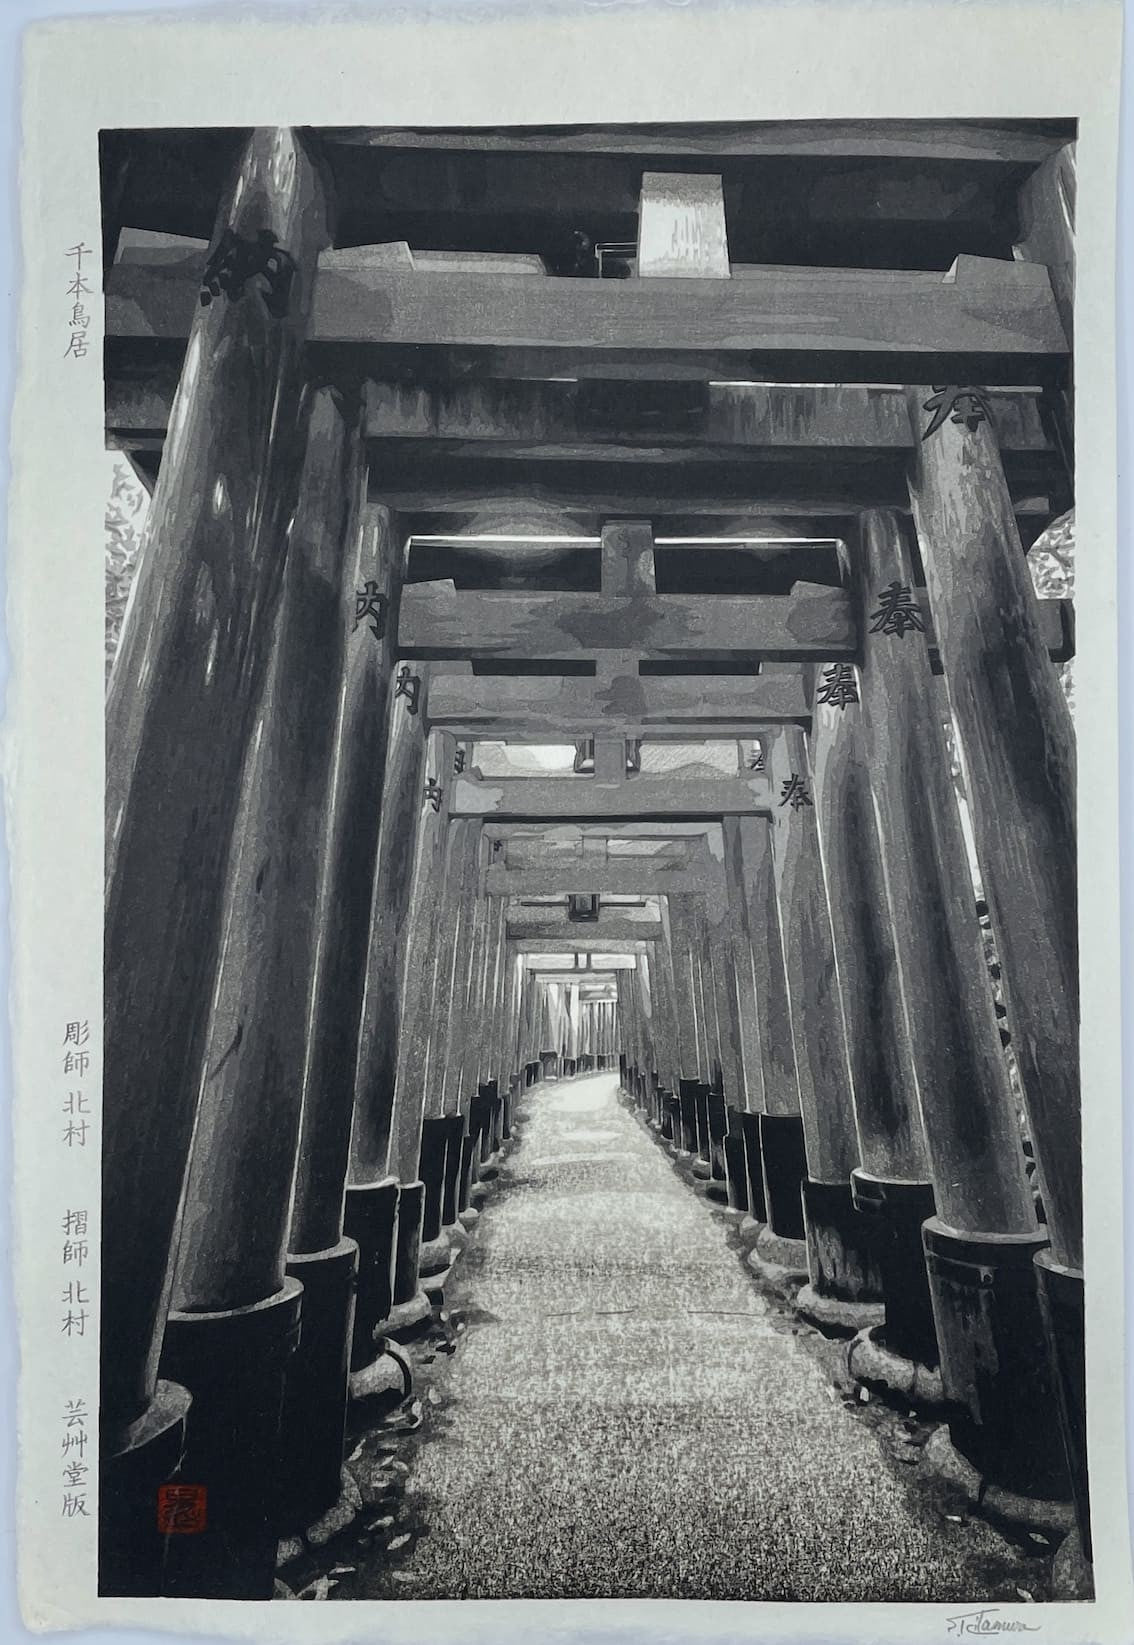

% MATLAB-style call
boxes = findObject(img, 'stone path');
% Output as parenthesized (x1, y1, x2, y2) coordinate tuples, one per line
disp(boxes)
(351, 1073, 1040, 1602)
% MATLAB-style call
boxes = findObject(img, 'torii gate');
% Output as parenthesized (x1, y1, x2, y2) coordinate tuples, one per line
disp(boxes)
(100, 124, 1081, 1596)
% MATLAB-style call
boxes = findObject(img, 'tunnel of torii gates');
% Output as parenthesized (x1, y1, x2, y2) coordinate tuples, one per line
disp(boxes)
(100, 123, 1080, 1599)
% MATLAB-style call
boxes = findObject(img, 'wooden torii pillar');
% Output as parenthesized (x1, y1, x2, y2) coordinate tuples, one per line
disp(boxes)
(871, 460, 1076, 1502)
(369, 730, 456, 1272)
(720, 814, 802, 1223)
(765, 726, 874, 1302)
(345, 672, 436, 1356)
(100, 129, 329, 1598)
(807, 646, 936, 1361)
(160, 383, 365, 1589)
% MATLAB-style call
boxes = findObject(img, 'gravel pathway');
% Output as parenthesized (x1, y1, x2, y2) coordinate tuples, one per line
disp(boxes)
(351, 1073, 1039, 1602)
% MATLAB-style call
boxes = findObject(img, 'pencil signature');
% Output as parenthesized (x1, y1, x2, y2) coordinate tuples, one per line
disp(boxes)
(946, 1609, 1041, 1636)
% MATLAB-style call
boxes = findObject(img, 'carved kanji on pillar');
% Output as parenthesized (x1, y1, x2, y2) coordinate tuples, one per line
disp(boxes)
(816, 663, 859, 709)
(424, 777, 444, 813)
(779, 774, 812, 811)
(394, 664, 421, 713)
(354, 581, 387, 639)
(920, 385, 994, 441)
(869, 581, 925, 638)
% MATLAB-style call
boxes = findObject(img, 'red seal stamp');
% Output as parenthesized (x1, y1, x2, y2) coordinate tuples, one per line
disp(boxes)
(157, 1483, 207, 1534)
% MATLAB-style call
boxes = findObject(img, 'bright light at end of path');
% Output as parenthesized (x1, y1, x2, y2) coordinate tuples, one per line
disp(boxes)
(556, 1075, 618, 1114)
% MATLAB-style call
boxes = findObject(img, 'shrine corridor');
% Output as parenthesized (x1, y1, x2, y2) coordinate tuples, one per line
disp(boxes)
(349, 1073, 1023, 1602)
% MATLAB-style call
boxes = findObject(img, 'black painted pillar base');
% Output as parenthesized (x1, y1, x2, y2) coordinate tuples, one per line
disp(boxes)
(723, 1108, 749, 1213)
(851, 1170, 939, 1368)
(759, 1111, 806, 1241)
(619, 1053, 627, 1085)
(1036, 1251, 1090, 1558)
(418, 1114, 447, 1244)
(391, 1181, 425, 1307)
(707, 1087, 728, 1181)
(278, 1238, 358, 1531)
(158, 1279, 302, 1599)
(457, 1129, 477, 1215)
(485, 1088, 501, 1154)
(693, 1084, 711, 1164)
(441, 1113, 466, 1227)
(98, 1380, 191, 1598)
(797, 1179, 885, 1335)
(343, 1178, 398, 1369)
(540, 1050, 558, 1081)
(924, 1218, 1070, 1501)
(677, 1079, 700, 1154)
(737, 1109, 767, 1223)
(476, 1080, 499, 1161)
(801, 1179, 884, 1303)
(659, 1091, 677, 1142)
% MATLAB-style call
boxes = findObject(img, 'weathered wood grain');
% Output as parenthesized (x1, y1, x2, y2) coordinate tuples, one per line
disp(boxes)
(323, 122, 1070, 163)
(102, 129, 328, 1431)
(288, 502, 405, 1255)
(172, 386, 364, 1315)
(663, 895, 707, 1080)
(349, 665, 433, 1184)
(388, 733, 457, 1175)
(1015, 142, 1075, 348)
(111, 370, 1051, 455)
(808, 659, 931, 1185)
(426, 668, 810, 736)
(907, 394, 1080, 1269)
(448, 772, 773, 817)
(767, 727, 860, 1183)
(487, 861, 718, 896)
(854, 513, 1035, 1234)
(723, 816, 800, 1118)
(398, 582, 856, 661)
(506, 918, 665, 943)
(106, 255, 1068, 380)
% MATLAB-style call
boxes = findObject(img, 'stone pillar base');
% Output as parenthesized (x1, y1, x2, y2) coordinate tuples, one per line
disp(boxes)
(383, 1290, 434, 1341)
(1036, 1250, 1090, 1559)
(758, 1111, 806, 1242)
(343, 1179, 397, 1370)
(391, 1180, 425, 1307)
(851, 1170, 939, 1368)
(796, 1284, 884, 1337)
(801, 1178, 884, 1308)
(847, 1324, 946, 1410)
(99, 1380, 191, 1598)
(920, 1424, 1075, 1541)
(924, 1217, 1070, 1502)
(747, 1223, 808, 1298)
(279, 1239, 359, 1532)
(158, 1279, 303, 1599)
